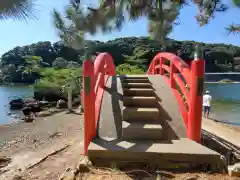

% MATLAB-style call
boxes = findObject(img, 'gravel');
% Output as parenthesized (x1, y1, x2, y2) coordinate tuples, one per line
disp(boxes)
(0, 111, 84, 157)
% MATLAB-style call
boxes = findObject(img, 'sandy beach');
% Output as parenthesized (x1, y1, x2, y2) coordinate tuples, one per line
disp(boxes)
(0, 112, 239, 179)
(0, 110, 84, 157)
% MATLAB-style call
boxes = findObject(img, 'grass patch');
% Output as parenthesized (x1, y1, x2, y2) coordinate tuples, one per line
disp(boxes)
(218, 79, 233, 83)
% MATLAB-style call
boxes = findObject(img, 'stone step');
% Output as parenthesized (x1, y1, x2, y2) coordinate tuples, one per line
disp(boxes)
(123, 75, 149, 79)
(123, 96, 157, 107)
(121, 121, 163, 140)
(123, 107, 159, 121)
(124, 88, 154, 96)
(124, 79, 150, 83)
(123, 83, 153, 89)
(88, 138, 224, 171)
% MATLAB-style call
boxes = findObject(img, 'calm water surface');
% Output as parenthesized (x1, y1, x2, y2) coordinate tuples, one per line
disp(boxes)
(205, 83, 240, 124)
(0, 86, 33, 125)
(0, 84, 239, 125)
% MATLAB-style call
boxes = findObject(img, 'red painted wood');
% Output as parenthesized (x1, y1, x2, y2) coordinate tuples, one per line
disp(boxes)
(82, 50, 204, 153)
(82, 60, 95, 155)
(188, 59, 204, 143)
(147, 52, 204, 143)
(162, 64, 170, 73)
(173, 74, 190, 106)
(82, 53, 116, 155)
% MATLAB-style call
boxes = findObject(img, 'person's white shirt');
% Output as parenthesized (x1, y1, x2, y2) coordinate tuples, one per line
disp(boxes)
(203, 94, 212, 107)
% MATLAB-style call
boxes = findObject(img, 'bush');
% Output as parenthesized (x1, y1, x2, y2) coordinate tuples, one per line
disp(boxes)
(218, 79, 233, 83)
(116, 63, 144, 75)
(33, 68, 82, 101)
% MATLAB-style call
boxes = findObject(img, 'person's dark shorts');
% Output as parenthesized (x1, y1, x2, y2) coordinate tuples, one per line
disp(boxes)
(203, 106, 211, 113)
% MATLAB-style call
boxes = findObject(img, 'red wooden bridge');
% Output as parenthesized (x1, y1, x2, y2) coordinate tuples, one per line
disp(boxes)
(81, 52, 224, 170)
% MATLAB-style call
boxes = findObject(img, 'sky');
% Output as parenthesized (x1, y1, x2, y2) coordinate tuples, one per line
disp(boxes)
(0, 0, 239, 56)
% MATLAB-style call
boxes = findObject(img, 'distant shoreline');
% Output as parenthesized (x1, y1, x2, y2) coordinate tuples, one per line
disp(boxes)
(205, 82, 240, 84)
(207, 117, 240, 126)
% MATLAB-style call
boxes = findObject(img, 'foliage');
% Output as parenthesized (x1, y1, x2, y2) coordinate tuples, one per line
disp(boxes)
(34, 68, 82, 88)
(123, 46, 151, 70)
(1, 37, 240, 85)
(218, 79, 233, 83)
(1, 0, 239, 34)
(60, 0, 240, 42)
(57, 0, 182, 47)
(34, 67, 82, 98)
(191, 0, 239, 34)
(116, 63, 144, 75)
(0, 0, 37, 20)
(52, 57, 68, 68)
(53, 6, 85, 50)
(24, 55, 43, 73)
(226, 24, 240, 35)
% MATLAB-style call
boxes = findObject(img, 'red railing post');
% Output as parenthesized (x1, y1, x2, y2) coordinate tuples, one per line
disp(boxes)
(159, 57, 164, 75)
(99, 72, 105, 88)
(170, 62, 176, 89)
(83, 60, 95, 155)
(188, 57, 205, 143)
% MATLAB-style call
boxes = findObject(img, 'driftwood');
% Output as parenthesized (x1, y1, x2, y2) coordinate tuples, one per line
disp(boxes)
(201, 129, 240, 164)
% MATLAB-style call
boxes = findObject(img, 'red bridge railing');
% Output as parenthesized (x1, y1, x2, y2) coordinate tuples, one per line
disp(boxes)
(147, 52, 204, 143)
(82, 53, 116, 155)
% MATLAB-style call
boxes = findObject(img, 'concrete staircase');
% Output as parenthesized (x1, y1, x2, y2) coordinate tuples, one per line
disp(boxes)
(88, 75, 224, 171)
(122, 76, 163, 140)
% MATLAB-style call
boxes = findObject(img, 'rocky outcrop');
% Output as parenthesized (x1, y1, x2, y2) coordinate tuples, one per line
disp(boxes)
(56, 99, 67, 109)
(228, 163, 240, 177)
(25, 100, 42, 113)
(9, 99, 42, 110)
(34, 87, 66, 102)
(9, 99, 25, 109)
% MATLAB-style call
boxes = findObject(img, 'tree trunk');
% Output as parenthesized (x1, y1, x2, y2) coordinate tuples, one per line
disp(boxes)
(157, 0, 166, 50)
(81, 89, 84, 112)
(68, 86, 72, 111)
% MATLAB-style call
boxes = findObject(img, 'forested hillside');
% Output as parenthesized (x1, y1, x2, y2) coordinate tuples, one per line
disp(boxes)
(1, 37, 240, 85)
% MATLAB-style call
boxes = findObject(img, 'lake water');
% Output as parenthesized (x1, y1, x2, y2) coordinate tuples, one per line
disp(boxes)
(0, 84, 239, 125)
(0, 86, 33, 125)
(205, 83, 240, 125)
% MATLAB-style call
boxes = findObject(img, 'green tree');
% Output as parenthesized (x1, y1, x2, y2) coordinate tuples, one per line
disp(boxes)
(53, 2, 85, 50)
(52, 57, 68, 68)
(193, 0, 239, 34)
(34, 68, 82, 93)
(52, 1, 87, 110)
(116, 63, 144, 75)
(24, 55, 42, 72)
(0, 0, 36, 20)
(53, 0, 182, 49)
(123, 46, 151, 70)
(62, 0, 240, 37)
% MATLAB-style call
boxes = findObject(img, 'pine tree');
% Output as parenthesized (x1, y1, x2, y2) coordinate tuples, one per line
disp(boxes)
(0, 0, 36, 20)
(193, 0, 239, 34)
(123, 46, 150, 69)
(85, 0, 183, 46)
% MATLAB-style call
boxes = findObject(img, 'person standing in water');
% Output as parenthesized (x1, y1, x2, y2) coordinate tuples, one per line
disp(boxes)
(203, 90, 212, 118)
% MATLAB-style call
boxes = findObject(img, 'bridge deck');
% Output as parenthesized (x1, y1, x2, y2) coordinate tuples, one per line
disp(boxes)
(98, 75, 186, 140)
(89, 75, 223, 169)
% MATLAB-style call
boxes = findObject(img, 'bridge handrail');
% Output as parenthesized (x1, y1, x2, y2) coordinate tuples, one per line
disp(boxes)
(147, 52, 204, 143)
(82, 53, 116, 155)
